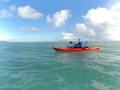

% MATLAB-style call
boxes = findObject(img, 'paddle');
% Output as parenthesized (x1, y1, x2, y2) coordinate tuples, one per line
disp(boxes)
(69, 41, 73, 44)
(84, 41, 87, 47)
(82, 41, 88, 50)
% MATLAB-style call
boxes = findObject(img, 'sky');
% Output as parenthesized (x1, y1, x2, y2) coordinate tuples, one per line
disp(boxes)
(0, 0, 120, 42)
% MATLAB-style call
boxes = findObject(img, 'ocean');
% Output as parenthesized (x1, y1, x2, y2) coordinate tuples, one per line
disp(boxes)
(0, 41, 120, 90)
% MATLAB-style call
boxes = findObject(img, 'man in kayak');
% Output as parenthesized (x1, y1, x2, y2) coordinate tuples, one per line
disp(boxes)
(73, 39, 83, 48)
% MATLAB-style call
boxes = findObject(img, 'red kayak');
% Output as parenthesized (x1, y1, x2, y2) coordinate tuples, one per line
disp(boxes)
(52, 46, 100, 51)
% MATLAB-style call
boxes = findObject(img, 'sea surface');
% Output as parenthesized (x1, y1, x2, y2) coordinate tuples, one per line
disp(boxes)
(0, 41, 120, 90)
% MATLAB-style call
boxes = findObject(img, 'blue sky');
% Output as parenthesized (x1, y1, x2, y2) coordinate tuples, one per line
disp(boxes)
(0, 0, 120, 42)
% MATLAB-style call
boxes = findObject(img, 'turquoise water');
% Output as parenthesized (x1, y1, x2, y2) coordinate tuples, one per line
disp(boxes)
(0, 41, 120, 90)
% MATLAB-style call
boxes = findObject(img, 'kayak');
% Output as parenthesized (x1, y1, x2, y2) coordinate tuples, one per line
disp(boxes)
(52, 46, 100, 51)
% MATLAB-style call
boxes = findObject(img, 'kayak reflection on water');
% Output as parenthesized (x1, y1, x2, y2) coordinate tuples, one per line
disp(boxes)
(54, 51, 101, 63)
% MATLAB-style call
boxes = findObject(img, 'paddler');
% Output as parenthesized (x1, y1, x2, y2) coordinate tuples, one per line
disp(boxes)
(73, 39, 83, 48)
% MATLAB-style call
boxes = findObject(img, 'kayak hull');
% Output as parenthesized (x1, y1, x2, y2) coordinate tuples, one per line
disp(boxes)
(52, 46, 100, 51)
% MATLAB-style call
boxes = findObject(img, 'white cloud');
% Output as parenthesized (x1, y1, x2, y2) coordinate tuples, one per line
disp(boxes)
(47, 10, 71, 27)
(105, 0, 120, 9)
(18, 5, 44, 19)
(9, 5, 16, 12)
(3, 36, 9, 40)
(0, 5, 16, 18)
(0, 36, 9, 41)
(1, 0, 10, 2)
(62, 33, 75, 40)
(0, 9, 12, 18)
(18, 27, 40, 32)
(69, 2, 120, 41)
(69, 23, 95, 37)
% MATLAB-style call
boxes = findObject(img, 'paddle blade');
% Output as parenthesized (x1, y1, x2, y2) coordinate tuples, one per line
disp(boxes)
(69, 41, 73, 44)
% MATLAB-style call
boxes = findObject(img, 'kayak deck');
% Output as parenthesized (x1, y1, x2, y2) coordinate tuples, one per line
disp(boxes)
(52, 46, 100, 51)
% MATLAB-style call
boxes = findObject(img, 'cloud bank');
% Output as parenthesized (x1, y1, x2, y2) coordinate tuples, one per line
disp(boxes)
(18, 5, 44, 19)
(18, 27, 39, 32)
(62, 33, 75, 40)
(0, 5, 16, 18)
(69, 23, 96, 37)
(0, 9, 12, 18)
(0, 36, 9, 41)
(9, 5, 16, 12)
(69, 2, 120, 41)
(47, 10, 71, 27)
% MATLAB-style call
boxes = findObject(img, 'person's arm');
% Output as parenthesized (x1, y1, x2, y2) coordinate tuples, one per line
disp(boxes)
(72, 43, 76, 45)
(75, 42, 79, 46)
